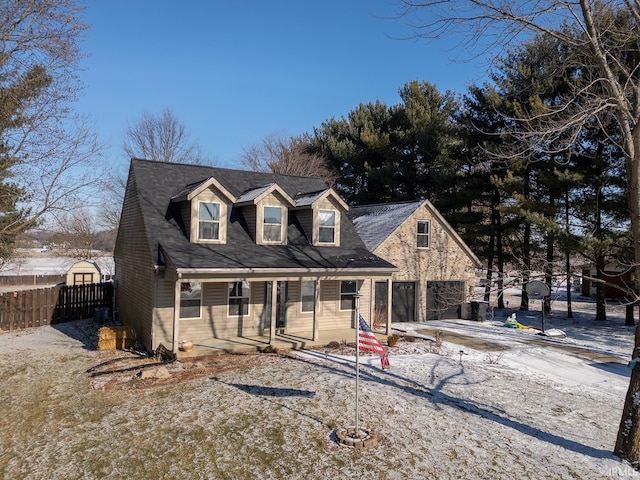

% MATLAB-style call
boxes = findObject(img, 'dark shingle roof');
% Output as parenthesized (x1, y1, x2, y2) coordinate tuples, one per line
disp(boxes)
(128, 159, 395, 273)
(347, 201, 423, 251)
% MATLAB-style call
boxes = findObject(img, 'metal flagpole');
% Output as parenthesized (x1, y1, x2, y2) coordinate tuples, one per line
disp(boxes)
(355, 293, 360, 433)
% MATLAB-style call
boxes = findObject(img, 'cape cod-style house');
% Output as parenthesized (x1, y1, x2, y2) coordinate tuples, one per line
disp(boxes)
(114, 159, 396, 355)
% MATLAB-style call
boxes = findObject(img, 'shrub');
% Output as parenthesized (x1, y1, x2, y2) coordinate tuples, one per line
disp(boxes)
(484, 352, 504, 364)
(434, 330, 443, 348)
(403, 335, 416, 343)
(326, 341, 340, 350)
(387, 334, 400, 347)
(372, 303, 387, 328)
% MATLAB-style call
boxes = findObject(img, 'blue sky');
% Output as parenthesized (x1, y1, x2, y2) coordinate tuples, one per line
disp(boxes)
(78, 1, 490, 170)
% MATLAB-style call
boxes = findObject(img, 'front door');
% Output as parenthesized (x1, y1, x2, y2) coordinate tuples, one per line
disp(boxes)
(276, 281, 288, 329)
(392, 282, 415, 322)
(375, 281, 389, 325)
(263, 281, 288, 330)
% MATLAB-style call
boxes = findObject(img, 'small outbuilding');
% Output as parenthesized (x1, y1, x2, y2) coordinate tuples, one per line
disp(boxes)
(66, 260, 102, 286)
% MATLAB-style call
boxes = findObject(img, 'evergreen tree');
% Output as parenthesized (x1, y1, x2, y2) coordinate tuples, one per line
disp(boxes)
(311, 100, 398, 204)
(0, 64, 52, 261)
(310, 82, 460, 206)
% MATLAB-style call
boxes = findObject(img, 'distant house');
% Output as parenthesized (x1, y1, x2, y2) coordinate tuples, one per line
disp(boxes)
(114, 159, 397, 355)
(581, 264, 633, 299)
(347, 200, 481, 322)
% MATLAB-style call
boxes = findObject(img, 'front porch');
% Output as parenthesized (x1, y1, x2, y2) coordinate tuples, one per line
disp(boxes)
(177, 326, 388, 358)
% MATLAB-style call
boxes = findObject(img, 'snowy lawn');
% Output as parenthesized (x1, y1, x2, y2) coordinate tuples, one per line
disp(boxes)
(1, 291, 640, 479)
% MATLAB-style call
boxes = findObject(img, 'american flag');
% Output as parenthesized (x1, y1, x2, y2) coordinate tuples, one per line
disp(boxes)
(358, 315, 390, 369)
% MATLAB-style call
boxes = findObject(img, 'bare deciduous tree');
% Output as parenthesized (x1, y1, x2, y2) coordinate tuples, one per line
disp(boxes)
(53, 209, 98, 259)
(396, 0, 640, 464)
(123, 108, 207, 164)
(241, 132, 336, 186)
(101, 108, 214, 232)
(0, 0, 105, 260)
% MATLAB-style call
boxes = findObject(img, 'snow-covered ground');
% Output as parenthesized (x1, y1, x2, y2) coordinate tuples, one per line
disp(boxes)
(1, 288, 639, 479)
(0, 249, 114, 276)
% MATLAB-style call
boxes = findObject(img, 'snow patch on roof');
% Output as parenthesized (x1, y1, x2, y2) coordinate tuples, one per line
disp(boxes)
(235, 183, 275, 204)
(348, 201, 422, 251)
(294, 189, 327, 207)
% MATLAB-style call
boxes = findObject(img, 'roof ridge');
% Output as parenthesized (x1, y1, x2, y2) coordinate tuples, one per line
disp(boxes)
(131, 157, 324, 180)
(351, 199, 423, 208)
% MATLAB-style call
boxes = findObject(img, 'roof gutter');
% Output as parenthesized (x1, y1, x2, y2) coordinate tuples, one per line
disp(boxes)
(175, 266, 397, 276)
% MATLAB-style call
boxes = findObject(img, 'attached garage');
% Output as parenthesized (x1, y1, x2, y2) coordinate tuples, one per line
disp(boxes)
(373, 281, 417, 323)
(349, 200, 482, 325)
(392, 281, 416, 322)
(426, 281, 464, 320)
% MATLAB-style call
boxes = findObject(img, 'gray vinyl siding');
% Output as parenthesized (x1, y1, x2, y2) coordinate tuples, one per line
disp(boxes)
(150, 274, 175, 349)
(114, 171, 156, 350)
(242, 206, 257, 242)
(179, 201, 191, 240)
(296, 210, 313, 243)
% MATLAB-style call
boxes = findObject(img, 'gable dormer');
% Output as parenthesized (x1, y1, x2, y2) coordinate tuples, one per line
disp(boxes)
(293, 188, 349, 247)
(171, 177, 236, 244)
(235, 183, 295, 245)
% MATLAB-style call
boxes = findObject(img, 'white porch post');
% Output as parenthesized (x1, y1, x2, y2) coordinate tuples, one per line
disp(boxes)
(312, 279, 319, 341)
(269, 280, 277, 343)
(369, 279, 374, 323)
(386, 279, 392, 335)
(172, 278, 181, 354)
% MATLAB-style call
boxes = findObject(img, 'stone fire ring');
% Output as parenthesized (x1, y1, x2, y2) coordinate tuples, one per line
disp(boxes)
(335, 426, 378, 450)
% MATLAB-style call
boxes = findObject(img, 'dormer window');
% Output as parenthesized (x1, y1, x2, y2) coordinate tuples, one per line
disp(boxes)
(263, 206, 283, 243)
(318, 210, 336, 244)
(172, 176, 234, 245)
(198, 202, 221, 240)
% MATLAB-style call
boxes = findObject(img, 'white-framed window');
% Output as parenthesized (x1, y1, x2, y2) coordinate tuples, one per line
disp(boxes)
(180, 282, 201, 319)
(228, 281, 250, 316)
(198, 202, 221, 241)
(263, 206, 283, 242)
(301, 280, 316, 313)
(73, 273, 94, 285)
(417, 220, 430, 248)
(340, 280, 357, 311)
(318, 210, 336, 244)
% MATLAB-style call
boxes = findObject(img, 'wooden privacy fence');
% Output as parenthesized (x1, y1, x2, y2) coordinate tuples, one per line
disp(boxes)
(0, 283, 114, 331)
